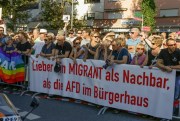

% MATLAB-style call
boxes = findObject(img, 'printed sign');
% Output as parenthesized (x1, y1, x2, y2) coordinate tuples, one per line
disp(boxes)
(62, 15, 70, 22)
(29, 56, 175, 119)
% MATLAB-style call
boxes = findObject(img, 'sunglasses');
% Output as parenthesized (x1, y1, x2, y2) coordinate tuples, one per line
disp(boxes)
(0, 30, 3, 31)
(130, 32, 135, 34)
(136, 48, 144, 50)
(69, 33, 73, 34)
(75, 42, 80, 45)
(167, 43, 176, 46)
(94, 36, 100, 38)
(77, 33, 82, 34)
(151, 43, 155, 45)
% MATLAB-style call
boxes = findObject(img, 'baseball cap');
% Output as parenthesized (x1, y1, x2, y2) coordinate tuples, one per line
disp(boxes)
(40, 29, 47, 33)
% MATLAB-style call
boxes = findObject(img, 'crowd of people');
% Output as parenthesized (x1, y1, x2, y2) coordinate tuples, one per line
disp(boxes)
(0, 25, 180, 118)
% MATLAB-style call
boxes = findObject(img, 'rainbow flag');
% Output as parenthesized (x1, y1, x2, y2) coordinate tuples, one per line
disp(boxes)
(0, 47, 25, 84)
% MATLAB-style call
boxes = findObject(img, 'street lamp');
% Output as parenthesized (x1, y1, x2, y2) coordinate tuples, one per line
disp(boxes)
(70, 0, 78, 29)
(71, 0, 73, 29)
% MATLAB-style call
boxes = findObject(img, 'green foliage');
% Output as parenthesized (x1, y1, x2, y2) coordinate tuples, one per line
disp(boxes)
(0, 0, 37, 30)
(141, 0, 156, 32)
(41, 0, 64, 29)
(41, 0, 85, 30)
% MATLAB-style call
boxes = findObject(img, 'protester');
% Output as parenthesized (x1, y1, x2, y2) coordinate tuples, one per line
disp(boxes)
(80, 28, 91, 46)
(142, 38, 163, 68)
(130, 43, 146, 66)
(94, 36, 113, 60)
(109, 38, 129, 65)
(69, 37, 85, 63)
(31, 28, 46, 56)
(76, 29, 82, 38)
(83, 32, 100, 59)
(3, 37, 15, 54)
(66, 30, 76, 46)
(54, 30, 72, 63)
(37, 36, 55, 59)
(157, 38, 180, 117)
(15, 32, 31, 64)
(0, 27, 6, 47)
(126, 28, 141, 58)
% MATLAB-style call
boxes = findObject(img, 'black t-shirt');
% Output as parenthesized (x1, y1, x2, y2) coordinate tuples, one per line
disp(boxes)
(16, 41, 31, 64)
(87, 43, 99, 59)
(41, 43, 55, 54)
(158, 48, 180, 66)
(55, 41, 72, 56)
(147, 50, 158, 66)
(158, 48, 180, 76)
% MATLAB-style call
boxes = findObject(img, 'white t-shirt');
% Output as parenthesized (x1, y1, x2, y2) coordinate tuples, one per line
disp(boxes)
(32, 40, 45, 55)
(80, 39, 90, 46)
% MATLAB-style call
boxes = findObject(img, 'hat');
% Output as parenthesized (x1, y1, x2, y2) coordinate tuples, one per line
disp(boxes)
(57, 30, 65, 36)
(40, 29, 47, 33)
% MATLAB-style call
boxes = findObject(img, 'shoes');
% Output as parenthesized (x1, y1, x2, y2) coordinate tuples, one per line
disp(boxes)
(173, 106, 179, 116)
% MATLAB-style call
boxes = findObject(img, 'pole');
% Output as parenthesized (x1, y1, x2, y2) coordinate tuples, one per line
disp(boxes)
(141, 14, 144, 31)
(71, 0, 73, 29)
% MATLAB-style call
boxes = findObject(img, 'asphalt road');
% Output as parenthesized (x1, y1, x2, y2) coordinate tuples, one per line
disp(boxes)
(0, 86, 179, 121)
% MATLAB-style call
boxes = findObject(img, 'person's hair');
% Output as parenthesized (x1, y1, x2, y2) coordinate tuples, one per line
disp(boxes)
(18, 31, 28, 40)
(90, 31, 100, 37)
(113, 38, 126, 46)
(0, 26, 4, 30)
(68, 29, 74, 34)
(166, 38, 176, 43)
(136, 43, 146, 52)
(33, 28, 40, 34)
(152, 38, 163, 47)
(46, 35, 53, 41)
(83, 28, 91, 35)
(73, 37, 82, 45)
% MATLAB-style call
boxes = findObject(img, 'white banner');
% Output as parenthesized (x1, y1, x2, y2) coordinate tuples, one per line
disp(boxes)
(29, 56, 175, 119)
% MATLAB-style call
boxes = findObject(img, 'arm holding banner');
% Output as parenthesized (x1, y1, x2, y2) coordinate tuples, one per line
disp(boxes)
(157, 59, 172, 72)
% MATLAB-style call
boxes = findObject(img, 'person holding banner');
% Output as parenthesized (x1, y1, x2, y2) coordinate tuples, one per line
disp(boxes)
(141, 38, 163, 68)
(109, 38, 130, 65)
(157, 38, 180, 117)
(54, 30, 72, 63)
(15, 32, 31, 64)
(94, 36, 113, 60)
(37, 36, 55, 60)
(83, 32, 100, 60)
(69, 37, 85, 63)
(130, 43, 146, 66)
(0, 27, 6, 47)
(3, 36, 15, 54)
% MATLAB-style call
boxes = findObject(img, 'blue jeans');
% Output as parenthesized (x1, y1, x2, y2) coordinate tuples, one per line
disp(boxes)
(173, 75, 180, 116)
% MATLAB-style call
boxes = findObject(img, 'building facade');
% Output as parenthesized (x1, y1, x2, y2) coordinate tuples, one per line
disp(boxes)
(155, 0, 180, 32)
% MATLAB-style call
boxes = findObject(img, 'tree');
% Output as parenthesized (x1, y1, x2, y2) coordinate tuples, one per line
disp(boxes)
(0, 0, 37, 30)
(41, 0, 64, 29)
(141, 0, 156, 32)
(41, 0, 85, 30)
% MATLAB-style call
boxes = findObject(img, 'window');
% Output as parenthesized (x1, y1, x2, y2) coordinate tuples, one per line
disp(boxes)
(84, 0, 100, 4)
(87, 13, 95, 20)
(160, 9, 179, 17)
(108, 12, 122, 19)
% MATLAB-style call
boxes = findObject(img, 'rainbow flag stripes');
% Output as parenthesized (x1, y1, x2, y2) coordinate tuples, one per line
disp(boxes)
(0, 48, 25, 83)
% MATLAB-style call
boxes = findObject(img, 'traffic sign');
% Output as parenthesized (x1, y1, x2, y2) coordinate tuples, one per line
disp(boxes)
(62, 15, 70, 23)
